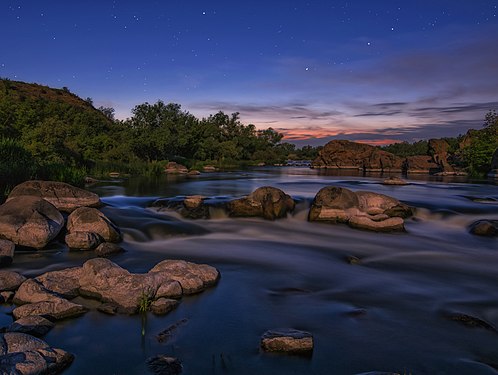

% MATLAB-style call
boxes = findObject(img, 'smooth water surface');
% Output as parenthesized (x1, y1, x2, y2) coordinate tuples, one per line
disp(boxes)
(2, 168, 498, 374)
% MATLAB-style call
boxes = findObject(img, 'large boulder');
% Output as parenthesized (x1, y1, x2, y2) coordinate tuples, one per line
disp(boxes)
(13, 279, 62, 305)
(66, 207, 122, 243)
(7, 180, 101, 213)
(309, 186, 412, 232)
(0, 271, 26, 292)
(0, 239, 15, 267)
(0, 196, 64, 249)
(311, 140, 403, 172)
(0, 332, 73, 374)
(428, 139, 454, 173)
(227, 186, 295, 220)
(149, 260, 220, 294)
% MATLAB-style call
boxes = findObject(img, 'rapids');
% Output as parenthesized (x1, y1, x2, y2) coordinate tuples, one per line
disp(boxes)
(1, 168, 498, 374)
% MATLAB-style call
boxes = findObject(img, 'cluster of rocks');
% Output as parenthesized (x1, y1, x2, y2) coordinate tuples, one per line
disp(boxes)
(0, 180, 123, 266)
(311, 139, 467, 175)
(164, 162, 217, 176)
(0, 258, 219, 374)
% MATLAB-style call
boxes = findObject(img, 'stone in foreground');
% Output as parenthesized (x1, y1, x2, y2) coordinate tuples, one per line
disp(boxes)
(66, 207, 122, 243)
(0, 332, 73, 374)
(261, 329, 314, 354)
(0, 196, 64, 249)
(7, 180, 101, 213)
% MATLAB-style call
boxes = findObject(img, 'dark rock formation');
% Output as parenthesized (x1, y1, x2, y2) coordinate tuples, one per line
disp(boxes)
(0, 197, 64, 249)
(0, 332, 73, 374)
(428, 139, 454, 173)
(261, 329, 314, 354)
(227, 186, 295, 220)
(0, 239, 15, 267)
(309, 186, 412, 232)
(469, 220, 498, 237)
(312, 140, 403, 172)
(7, 180, 101, 213)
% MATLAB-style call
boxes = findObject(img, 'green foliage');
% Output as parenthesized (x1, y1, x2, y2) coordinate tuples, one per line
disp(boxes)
(138, 288, 154, 314)
(381, 140, 429, 157)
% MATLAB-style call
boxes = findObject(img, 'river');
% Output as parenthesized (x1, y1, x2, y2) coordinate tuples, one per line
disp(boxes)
(2, 168, 498, 374)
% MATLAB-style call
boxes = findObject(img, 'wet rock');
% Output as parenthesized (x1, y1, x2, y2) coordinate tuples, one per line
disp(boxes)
(0, 196, 64, 249)
(78, 258, 182, 314)
(12, 298, 87, 320)
(0, 239, 15, 267)
(146, 355, 182, 375)
(36, 267, 82, 299)
(0, 271, 26, 292)
(65, 231, 102, 250)
(187, 170, 201, 176)
(95, 242, 124, 257)
(227, 186, 295, 220)
(13, 279, 62, 305)
(7, 315, 55, 337)
(97, 303, 118, 315)
(156, 319, 188, 343)
(429, 138, 454, 173)
(66, 207, 122, 243)
(7, 180, 101, 213)
(261, 329, 314, 354)
(382, 176, 407, 185)
(149, 259, 220, 294)
(0, 332, 73, 374)
(469, 220, 498, 237)
(151, 298, 179, 315)
(309, 186, 411, 232)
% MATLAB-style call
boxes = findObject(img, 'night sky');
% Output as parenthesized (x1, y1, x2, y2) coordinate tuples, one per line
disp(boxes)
(2, 1, 498, 146)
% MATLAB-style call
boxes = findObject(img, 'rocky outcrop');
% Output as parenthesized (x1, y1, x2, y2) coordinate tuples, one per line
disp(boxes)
(428, 139, 454, 173)
(0, 239, 15, 267)
(7, 180, 101, 213)
(260, 329, 314, 354)
(0, 196, 64, 249)
(309, 186, 412, 232)
(0, 332, 73, 374)
(66, 207, 122, 243)
(312, 140, 403, 172)
(165, 162, 188, 174)
(227, 186, 295, 220)
(469, 220, 498, 237)
(403, 155, 440, 174)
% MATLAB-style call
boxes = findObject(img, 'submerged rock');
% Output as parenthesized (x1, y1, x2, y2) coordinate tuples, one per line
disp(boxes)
(151, 298, 179, 315)
(309, 186, 412, 232)
(7, 180, 101, 213)
(227, 186, 295, 220)
(469, 220, 498, 237)
(260, 329, 314, 354)
(0, 239, 15, 267)
(0, 332, 73, 374)
(66, 207, 122, 243)
(0, 196, 64, 249)
(146, 355, 182, 375)
(382, 176, 407, 186)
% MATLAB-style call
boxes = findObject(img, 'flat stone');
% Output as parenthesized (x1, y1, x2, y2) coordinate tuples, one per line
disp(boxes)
(12, 298, 88, 320)
(14, 279, 62, 305)
(261, 329, 314, 354)
(151, 298, 179, 315)
(348, 216, 405, 232)
(36, 267, 82, 299)
(7, 315, 55, 337)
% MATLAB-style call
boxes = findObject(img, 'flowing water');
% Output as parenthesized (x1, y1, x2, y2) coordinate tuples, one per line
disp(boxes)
(2, 168, 498, 374)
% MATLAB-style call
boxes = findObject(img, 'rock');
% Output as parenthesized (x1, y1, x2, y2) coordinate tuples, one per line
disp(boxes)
(309, 186, 411, 232)
(146, 355, 182, 375)
(469, 220, 498, 237)
(311, 140, 403, 172)
(35, 267, 82, 299)
(1, 291, 15, 302)
(202, 165, 216, 172)
(7, 316, 55, 337)
(151, 298, 179, 315)
(12, 298, 87, 320)
(165, 162, 188, 174)
(13, 279, 62, 305)
(66, 207, 122, 243)
(0, 271, 26, 292)
(0, 239, 15, 267)
(382, 176, 407, 185)
(428, 138, 454, 173)
(78, 258, 182, 314)
(0, 332, 73, 374)
(149, 259, 220, 294)
(260, 329, 314, 354)
(227, 186, 295, 220)
(97, 303, 118, 315)
(7, 180, 101, 213)
(403, 155, 439, 174)
(151, 196, 210, 219)
(187, 170, 201, 176)
(95, 242, 124, 257)
(0, 196, 64, 249)
(65, 231, 103, 250)
(488, 148, 498, 178)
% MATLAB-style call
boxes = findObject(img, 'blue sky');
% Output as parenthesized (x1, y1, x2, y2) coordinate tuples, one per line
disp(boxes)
(1, 1, 498, 146)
